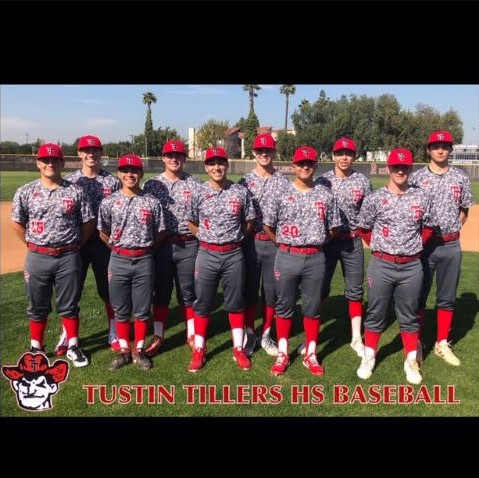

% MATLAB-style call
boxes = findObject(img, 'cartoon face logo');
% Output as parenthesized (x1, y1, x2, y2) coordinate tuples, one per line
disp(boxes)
(101, 187, 112, 197)
(2, 352, 69, 412)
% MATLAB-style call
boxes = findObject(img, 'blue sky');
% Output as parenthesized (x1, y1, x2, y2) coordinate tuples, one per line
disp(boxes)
(1, 84, 478, 146)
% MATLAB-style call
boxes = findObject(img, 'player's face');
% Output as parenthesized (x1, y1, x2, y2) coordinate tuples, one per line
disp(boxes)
(292, 160, 317, 180)
(118, 167, 143, 189)
(205, 159, 228, 184)
(428, 142, 452, 165)
(78, 147, 102, 167)
(253, 148, 276, 167)
(163, 152, 186, 173)
(37, 157, 64, 180)
(388, 164, 411, 187)
(332, 149, 355, 173)
(13, 376, 57, 410)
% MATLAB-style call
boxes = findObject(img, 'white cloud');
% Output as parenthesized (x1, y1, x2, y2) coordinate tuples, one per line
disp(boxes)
(170, 85, 228, 95)
(85, 118, 119, 127)
(0, 116, 41, 138)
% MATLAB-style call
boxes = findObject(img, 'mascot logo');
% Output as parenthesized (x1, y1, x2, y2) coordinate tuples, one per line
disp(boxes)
(2, 352, 69, 412)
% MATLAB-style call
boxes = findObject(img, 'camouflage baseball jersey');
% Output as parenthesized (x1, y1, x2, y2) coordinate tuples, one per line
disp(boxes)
(409, 166, 474, 235)
(11, 179, 94, 246)
(98, 191, 165, 248)
(239, 169, 290, 233)
(263, 181, 341, 246)
(358, 186, 436, 255)
(187, 181, 255, 244)
(317, 170, 372, 232)
(143, 172, 201, 235)
(64, 169, 121, 216)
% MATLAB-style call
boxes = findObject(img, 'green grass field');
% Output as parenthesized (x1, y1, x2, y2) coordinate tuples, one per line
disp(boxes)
(1, 170, 478, 417)
(1, 252, 478, 417)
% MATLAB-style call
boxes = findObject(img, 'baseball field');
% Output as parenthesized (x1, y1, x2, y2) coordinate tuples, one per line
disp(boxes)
(1, 172, 478, 417)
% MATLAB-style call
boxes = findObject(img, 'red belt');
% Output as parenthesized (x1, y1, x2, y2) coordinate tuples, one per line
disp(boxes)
(27, 242, 79, 256)
(200, 241, 241, 252)
(279, 244, 323, 255)
(373, 251, 421, 264)
(253, 232, 271, 241)
(434, 232, 460, 243)
(336, 230, 361, 240)
(164, 234, 197, 243)
(112, 246, 152, 257)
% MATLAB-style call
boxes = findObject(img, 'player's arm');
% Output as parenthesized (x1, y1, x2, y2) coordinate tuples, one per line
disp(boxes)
(263, 225, 277, 245)
(80, 219, 96, 246)
(459, 207, 469, 226)
(11, 221, 27, 245)
(188, 220, 199, 237)
(99, 230, 111, 248)
(242, 219, 256, 237)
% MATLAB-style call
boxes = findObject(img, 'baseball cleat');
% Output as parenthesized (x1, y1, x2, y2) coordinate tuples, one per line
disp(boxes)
(434, 340, 461, 366)
(357, 355, 375, 380)
(233, 347, 251, 370)
(404, 358, 422, 385)
(271, 352, 290, 376)
(188, 347, 206, 373)
(66, 345, 89, 368)
(261, 334, 279, 356)
(302, 353, 324, 376)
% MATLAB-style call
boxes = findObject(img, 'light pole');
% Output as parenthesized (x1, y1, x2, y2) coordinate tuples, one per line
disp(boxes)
(144, 136, 148, 158)
(130, 135, 135, 152)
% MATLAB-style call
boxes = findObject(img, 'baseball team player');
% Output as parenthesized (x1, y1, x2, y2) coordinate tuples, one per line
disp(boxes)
(262, 146, 341, 376)
(239, 133, 290, 357)
(299, 137, 371, 357)
(357, 148, 436, 385)
(186, 146, 256, 372)
(53, 135, 121, 357)
(98, 154, 165, 371)
(142, 140, 201, 356)
(11, 143, 95, 367)
(409, 130, 474, 366)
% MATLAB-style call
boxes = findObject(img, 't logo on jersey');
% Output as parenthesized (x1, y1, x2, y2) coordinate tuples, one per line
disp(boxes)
(382, 227, 389, 238)
(183, 190, 191, 204)
(315, 201, 325, 220)
(2, 352, 69, 412)
(230, 200, 241, 215)
(63, 198, 75, 214)
(140, 208, 152, 224)
(101, 187, 112, 197)
(411, 205, 424, 221)
(351, 189, 364, 203)
(450, 185, 461, 203)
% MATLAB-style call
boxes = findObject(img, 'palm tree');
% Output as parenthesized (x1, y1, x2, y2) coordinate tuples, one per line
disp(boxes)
(142, 91, 157, 156)
(242, 84, 261, 115)
(280, 84, 296, 132)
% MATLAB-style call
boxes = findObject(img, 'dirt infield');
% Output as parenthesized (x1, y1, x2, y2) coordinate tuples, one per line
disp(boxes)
(1, 201, 478, 274)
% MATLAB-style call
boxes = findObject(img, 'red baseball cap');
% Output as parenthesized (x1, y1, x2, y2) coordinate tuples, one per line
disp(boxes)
(37, 143, 63, 160)
(118, 154, 143, 170)
(333, 137, 357, 153)
(293, 146, 318, 163)
(427, 130, 453, 146)
(162, 140, 187, 156)
(387, 148, 413, 166)
(253, 133, 276, 150)
(78, 135, 103, 150)
(205, 146, 228, 162)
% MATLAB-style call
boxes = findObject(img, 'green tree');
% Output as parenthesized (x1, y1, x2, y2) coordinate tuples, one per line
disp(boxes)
(276, 130, 298, 161)
(280, 84, 296, 131)
(196, 119, 229, 151)
(142, 91, 157, 156)
(243, 111, 260, 159)
(242, 84, 261, 115)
